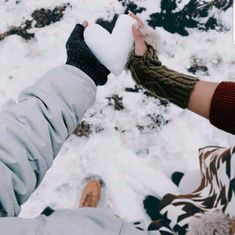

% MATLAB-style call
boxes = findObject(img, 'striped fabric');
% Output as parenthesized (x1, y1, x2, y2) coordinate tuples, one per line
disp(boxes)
(149, 146, 235, 234)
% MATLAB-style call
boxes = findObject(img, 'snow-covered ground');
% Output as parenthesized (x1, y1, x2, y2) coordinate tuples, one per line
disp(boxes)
(0, 0, 234, 225)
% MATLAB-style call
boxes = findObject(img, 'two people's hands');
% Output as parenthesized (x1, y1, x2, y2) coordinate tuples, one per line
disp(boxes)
(66, 14, 149, 87)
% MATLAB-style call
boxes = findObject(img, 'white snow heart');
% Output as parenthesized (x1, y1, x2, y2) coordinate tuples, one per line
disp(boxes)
(84, 15, 136, 76)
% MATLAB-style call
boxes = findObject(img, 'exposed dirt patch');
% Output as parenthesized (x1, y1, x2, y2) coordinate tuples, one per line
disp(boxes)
(0, 3, 71, 41)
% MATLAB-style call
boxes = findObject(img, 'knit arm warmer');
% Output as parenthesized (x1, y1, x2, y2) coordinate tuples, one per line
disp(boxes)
(127, 45, 199, 109)
(210, 82, 235, 135)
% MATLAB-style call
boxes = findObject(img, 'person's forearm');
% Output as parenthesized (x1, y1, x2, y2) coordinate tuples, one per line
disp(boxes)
(208, 82, 235, 134)
(166, 78, 235, 135)
(188, 81, 219, 119)
(128, 45, 235, 135)
(0, 65, 96, 216)
(128, 46, 199, 109)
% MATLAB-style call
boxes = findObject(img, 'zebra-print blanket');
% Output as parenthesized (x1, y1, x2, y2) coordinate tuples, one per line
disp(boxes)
(149, 146, 235, 234)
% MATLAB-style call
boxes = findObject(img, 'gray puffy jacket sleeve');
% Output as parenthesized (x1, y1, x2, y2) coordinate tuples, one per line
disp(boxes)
(0, 65, 96, 216)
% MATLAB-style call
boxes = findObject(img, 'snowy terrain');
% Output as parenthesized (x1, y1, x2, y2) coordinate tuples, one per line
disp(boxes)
(0, 0, 234, 225)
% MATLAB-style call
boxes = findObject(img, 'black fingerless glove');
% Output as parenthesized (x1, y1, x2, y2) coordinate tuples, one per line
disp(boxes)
(66, 24, 110, 86)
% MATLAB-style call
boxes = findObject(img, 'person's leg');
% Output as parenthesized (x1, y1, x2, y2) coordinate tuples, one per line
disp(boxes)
(143, 195, 162, 221)
(41, 177, 102, 216)
(143, 172, 184, 222)
(171, 171, 185, 187)
(79, 179, 102, 208)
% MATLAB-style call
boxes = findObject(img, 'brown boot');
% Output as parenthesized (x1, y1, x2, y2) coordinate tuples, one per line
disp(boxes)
(79, 179, 101, 208)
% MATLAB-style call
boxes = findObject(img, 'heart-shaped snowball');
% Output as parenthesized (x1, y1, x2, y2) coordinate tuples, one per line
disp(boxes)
(84, 15, 136, 76)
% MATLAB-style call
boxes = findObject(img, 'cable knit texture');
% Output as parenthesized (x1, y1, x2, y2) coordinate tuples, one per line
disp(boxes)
(66, 24, 110, 86)
(210, 81, 235, 135)
(127, 45, 199, 109)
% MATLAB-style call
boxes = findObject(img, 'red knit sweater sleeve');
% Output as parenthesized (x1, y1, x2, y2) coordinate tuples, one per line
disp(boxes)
(210, 82, 235, 135)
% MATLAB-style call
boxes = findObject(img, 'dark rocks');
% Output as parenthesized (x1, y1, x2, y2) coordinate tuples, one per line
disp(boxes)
(0, 3, 71, 41)
(118, 0, 146, 14)
(73, 121, 105, 137)
(96, 0, 146, 33)
(32, 3, 71, 28)
(125, 85, 142, 93)
(148, 0, 232, 36)
(187, 57, 209, 75)
(96, 14, 119, 33)
(137, 113, 169, 133)
(73, 121, 92, 137)
(96, 0, 232, 38)
(147, 113, 169, 128)
(125, 85, 169, 107)
(106, 94, 125, 111)
(0, 20, 34, 41)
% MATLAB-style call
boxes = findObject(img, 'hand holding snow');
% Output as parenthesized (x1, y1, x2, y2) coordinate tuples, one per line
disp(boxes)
(84, 15, 136, 76)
